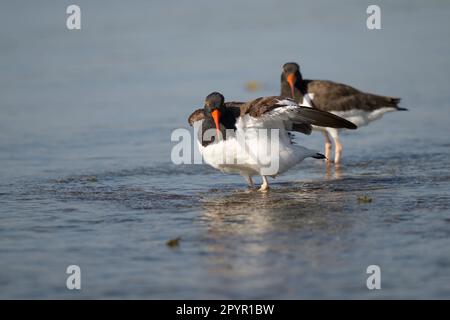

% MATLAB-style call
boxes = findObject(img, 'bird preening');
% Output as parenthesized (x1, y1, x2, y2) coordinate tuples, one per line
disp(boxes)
(188, 92, 356, 191)
(187, 62, 406, 191)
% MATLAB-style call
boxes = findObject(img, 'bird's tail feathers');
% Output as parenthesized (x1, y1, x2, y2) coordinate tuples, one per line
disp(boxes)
(312, 152, 326, 160)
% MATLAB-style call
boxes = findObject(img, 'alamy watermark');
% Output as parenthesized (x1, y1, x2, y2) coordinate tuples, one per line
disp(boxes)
(366, 5, 381, 30)
(66, 265, 81, 290)
(66, 5, 81, 30)
(366, 265, 381, 290)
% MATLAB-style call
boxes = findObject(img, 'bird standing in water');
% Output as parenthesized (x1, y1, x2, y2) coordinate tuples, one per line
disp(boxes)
(280, 62, 406, 164)
(188, 92, 356, 191)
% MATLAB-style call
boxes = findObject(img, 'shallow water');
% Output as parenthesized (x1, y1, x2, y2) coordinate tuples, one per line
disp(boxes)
(1, 1, 450, 298)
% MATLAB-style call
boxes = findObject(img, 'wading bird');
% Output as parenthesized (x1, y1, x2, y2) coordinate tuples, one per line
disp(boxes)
(281, 62, 406, 164)
(188, 92, 356, 191)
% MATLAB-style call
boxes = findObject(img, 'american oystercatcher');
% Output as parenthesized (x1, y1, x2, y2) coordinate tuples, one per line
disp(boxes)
(188, 92, 356, 191)
(281, 62, 407, 164)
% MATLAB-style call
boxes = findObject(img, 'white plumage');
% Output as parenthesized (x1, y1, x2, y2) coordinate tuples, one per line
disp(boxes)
(330, 107, 399, 128)
(195, 99, 322, 191)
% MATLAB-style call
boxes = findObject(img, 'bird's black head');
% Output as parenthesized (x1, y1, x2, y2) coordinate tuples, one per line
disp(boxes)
(204, 92, 225, 113)
(203, 92, 225, 138)
(281, 62, 302, 99)
(282, 62, 300, 75)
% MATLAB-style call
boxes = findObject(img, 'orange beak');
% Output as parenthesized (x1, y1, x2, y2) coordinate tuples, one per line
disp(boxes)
(211, 109, 221, 139)
(287, 73, 296, 98)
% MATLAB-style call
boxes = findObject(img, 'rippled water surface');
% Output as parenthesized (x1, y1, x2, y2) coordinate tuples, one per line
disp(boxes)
(1, 1, 450, 298)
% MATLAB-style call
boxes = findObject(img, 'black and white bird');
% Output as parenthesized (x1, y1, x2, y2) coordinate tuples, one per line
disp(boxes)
(281, 62, 407, 164)
(188, 92, 356, 191)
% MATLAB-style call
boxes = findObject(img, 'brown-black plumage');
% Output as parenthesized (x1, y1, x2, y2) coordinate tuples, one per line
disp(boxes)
(189, 92, 356, 191)
(280, 62, 406, 164)
(280, 62, 406, 113)
(188, 102, 242, 126)
(188, 96, 356, 131)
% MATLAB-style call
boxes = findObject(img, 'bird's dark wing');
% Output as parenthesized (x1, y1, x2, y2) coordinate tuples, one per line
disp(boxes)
(305, 80, 403, 112)
(294, 105, 357, 129)
(188, 109, 205, 126)
(223, 102, 243, 119)
(188, 102, 243, 127)
(240, 96, 357, 132)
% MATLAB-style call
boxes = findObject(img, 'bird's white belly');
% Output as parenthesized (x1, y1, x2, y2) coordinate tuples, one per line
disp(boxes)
(312, 107, 397, 133)
(197, 129, 314, 177)
(331, 107, 396, 127)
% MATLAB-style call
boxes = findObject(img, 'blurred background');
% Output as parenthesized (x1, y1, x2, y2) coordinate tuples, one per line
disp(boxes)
(0, 0, 449, 299)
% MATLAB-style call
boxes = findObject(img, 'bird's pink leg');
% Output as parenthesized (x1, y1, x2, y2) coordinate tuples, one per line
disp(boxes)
(323, 131, 332, 162)
(258, 176, 269, 192)
(244, 176, 254, 189)
(334, 136, 343, 165)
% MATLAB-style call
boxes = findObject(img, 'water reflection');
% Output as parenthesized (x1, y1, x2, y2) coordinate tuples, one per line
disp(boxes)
(196, 182, 355, 283)
(325, 162, 343, 180)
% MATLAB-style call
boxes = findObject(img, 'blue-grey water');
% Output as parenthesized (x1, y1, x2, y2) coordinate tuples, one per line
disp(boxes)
(1, 1, 450, 299)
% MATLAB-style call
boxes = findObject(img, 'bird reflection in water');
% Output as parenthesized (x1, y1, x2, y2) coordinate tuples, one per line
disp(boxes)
(195, 184, 352, 286)
(325, 162, 343, 180)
